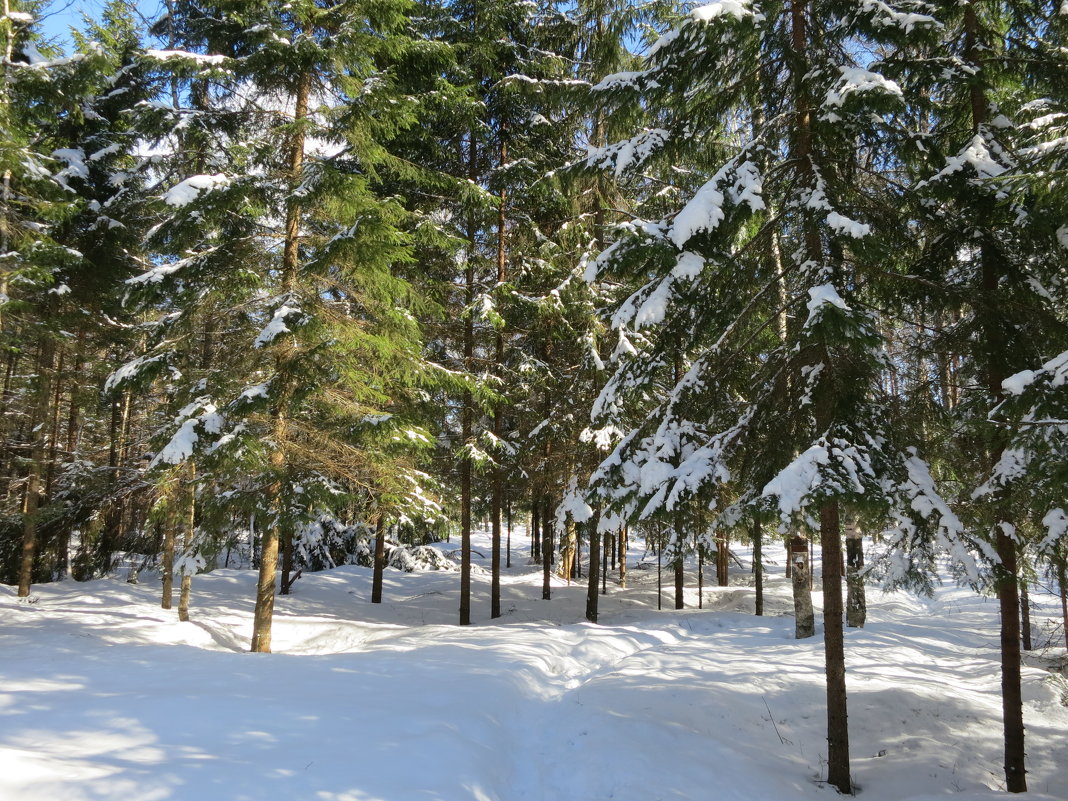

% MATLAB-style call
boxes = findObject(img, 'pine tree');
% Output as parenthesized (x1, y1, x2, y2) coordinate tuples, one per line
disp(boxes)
(115, 0, 438, 651)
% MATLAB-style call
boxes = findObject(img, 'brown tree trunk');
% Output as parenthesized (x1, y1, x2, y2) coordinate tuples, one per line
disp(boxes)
(17, 335, 56, 596)
(845, 523, 865, 628)
(43, 346, 64, 499)
(963, 5, 1024, 786)
(821, 502, 851, 794)
(716, 532, 729, 587)
(1019, 578, 1031, 651)
(753, 520, 763, 617)
(541, 498, 552, 600)
(251, 60, 311, 653)
(161, 493, 176, 610)
(791, 536, 814, 638)
(1058, 559, 1068, 651)
(532, 504, 541, 564)
(490, 138, 507, 620)
(178, 467, 195, 622)
(371, 516, 386, 604)
(585, 510, 601, 623)
(618, 526, 627, 588)
(459, 125, 477, 628)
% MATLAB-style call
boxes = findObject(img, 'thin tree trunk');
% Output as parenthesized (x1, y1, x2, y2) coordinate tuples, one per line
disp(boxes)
(1057, 559, 1068, 651)
(585, 510, 600, 623)
(251, 402, 287, 653)
(845, 523, 865, 628)
(541, 498, 552, 600)
(371, 516, 386, 604)
(459, 127, 477, 628)
(717, 532, 729, 586)
(618, 526, 627, 588)
(178, 465, 195, 622)
(490, 138, 507, 620)
(601, 530, 607, 595)
(698, 548, 704, 609)
(963, 5, 1024, 786)
(532, 504, 541, 563)
(17, 334, 56, 596)
(791, 536, 814, 639)
(753, 519, 763, 617)
(820, 502, 851, 793)
(161, 491, 177, 610)
(43, 346, 65, 499)
(657, 532, 662, 611)
(251, 60, 311, 653)
(1019, 577, 1031, 652)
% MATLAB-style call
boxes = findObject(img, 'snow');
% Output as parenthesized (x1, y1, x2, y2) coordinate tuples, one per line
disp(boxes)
(858, 0, 937, 32)
(928, 135, 1007, 183)
(144, 49, 229, 66)
(804, 282, 850, 327)
(823, 67, 903, 109)
(1040, 508, 1068, 553)
(690, 0, 762, 23)
(254, 303, 302, 348)
(1003, 369, 1038, 396)
(1, 530, 1065, 801)
(761, 443, 830, 521)
(669, 159, 764, 248)
(826, 211, 871, 239)
(164, 174, 231, 207)
(1004, 350, 1068, 395)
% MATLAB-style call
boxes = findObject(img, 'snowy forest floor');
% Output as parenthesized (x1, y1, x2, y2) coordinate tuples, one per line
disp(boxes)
(1, 531, 1066, 801)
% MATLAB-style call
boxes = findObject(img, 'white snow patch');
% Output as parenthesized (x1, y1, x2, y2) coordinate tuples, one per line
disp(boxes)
(164, 174, 231, 207)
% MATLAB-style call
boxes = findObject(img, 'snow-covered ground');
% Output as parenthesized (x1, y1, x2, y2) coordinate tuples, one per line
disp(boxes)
(1, 530, 1065, 801)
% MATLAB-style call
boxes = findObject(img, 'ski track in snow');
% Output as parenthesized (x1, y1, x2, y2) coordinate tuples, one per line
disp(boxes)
(1, 532, 1066, 801)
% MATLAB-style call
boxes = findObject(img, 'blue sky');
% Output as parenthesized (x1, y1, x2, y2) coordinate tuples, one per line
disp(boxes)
(37, 0, 166, 49)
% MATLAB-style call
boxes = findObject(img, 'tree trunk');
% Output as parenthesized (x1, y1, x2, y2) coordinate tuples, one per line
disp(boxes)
(1019, 578, 1031, 651)
(459, 127, 477, 627)
(17, 335, 56, 596)
(178, 467, 195, 622)
(251, 404, 287, 653)
(845, 523, 865, 628)
(560, 518, 576, 583)
(657, 533, 662, 611)
(541, 498, 552, 600)
(161, 494, 176, 610)
(820, 501, 851, 794)
(753, 520, 763, 617)
(43, 346, 65, 499)
(280, 512, 295, 596)
(963, 3, 1025, 789)
(791, 536, 814, 639)
(698, 548, 704, 609)
(618, 526, 627, 588)
(585, 511, 600, 623)
(716, 532, 729, 586)
(251, 58, 311, 653)
(601, 530, 607, 595)
(1058, 559, 1068, 651)
(490, 138, 507, 620)
(371, 516, 386, 604)
(532, 504, 541, 564)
